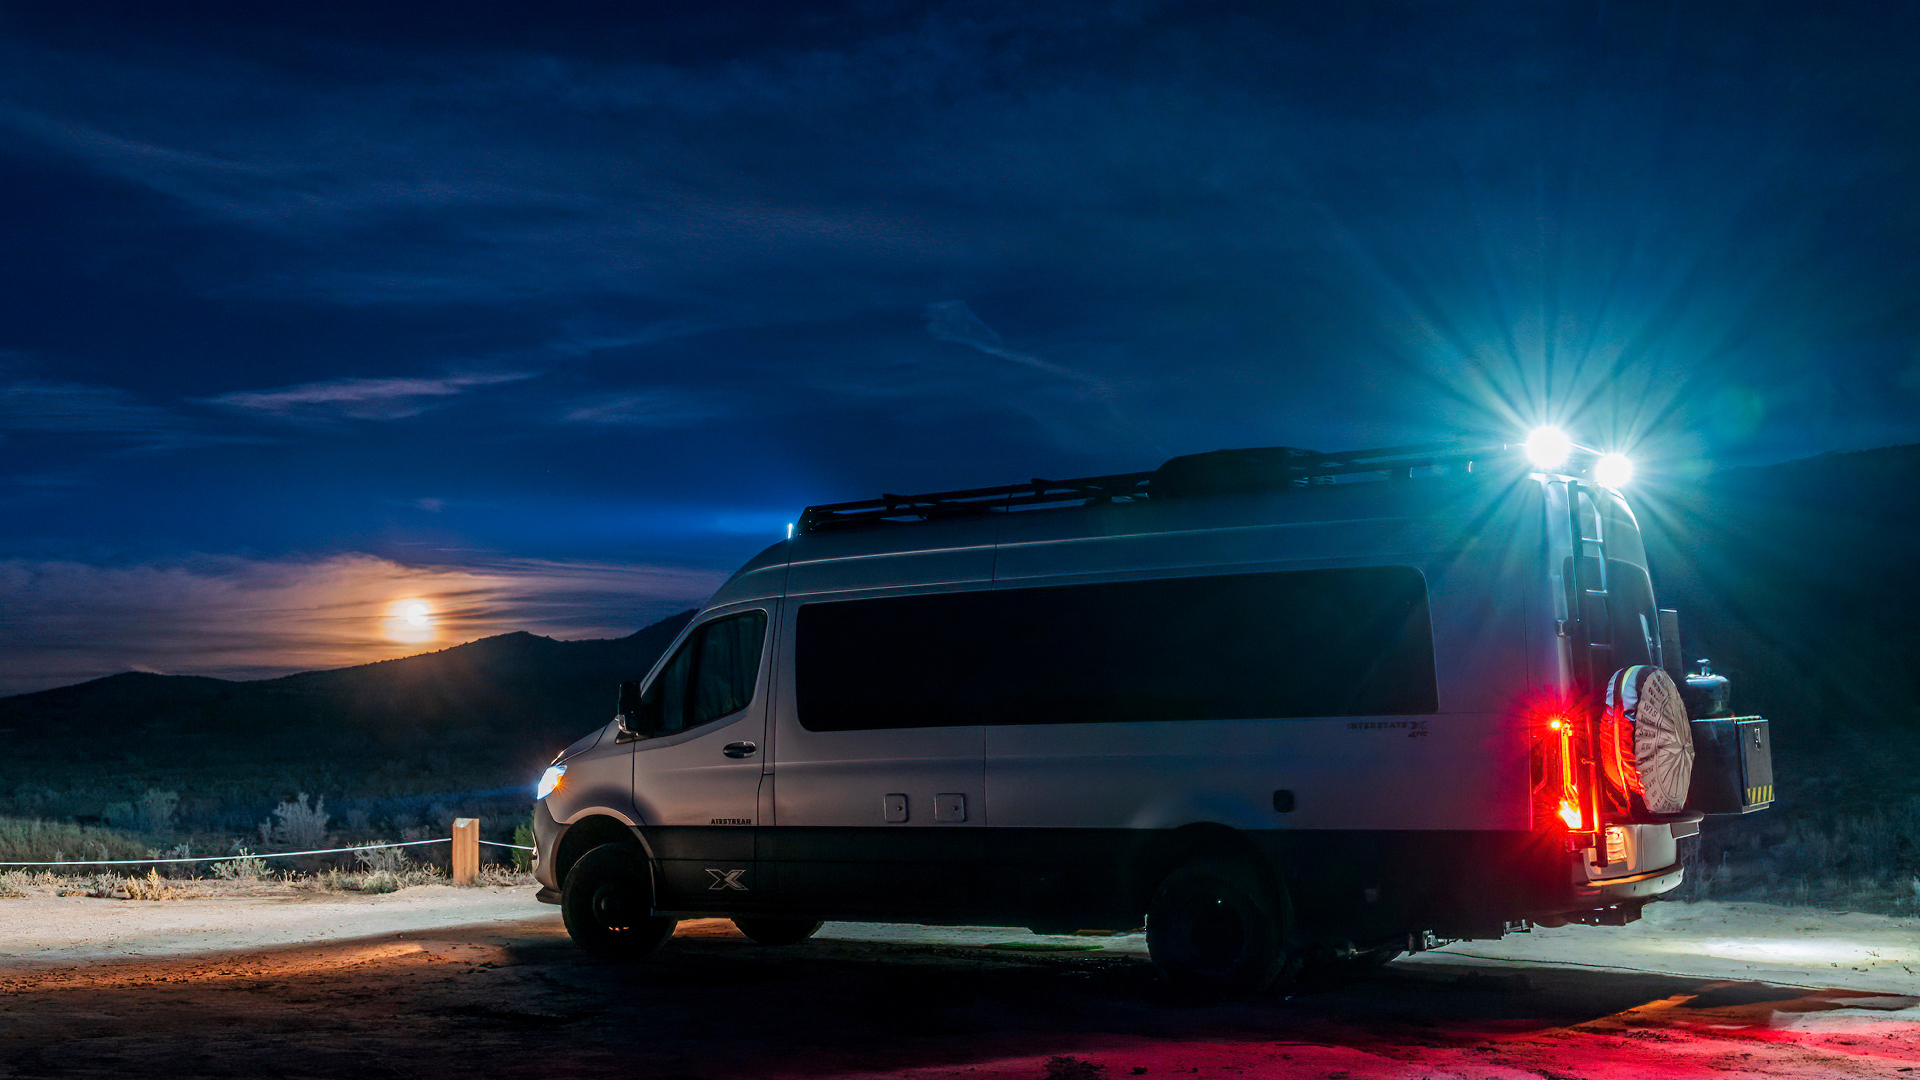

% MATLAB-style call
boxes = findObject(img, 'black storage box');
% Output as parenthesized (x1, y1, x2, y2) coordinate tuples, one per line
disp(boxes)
(1686, 716, 1774, 814)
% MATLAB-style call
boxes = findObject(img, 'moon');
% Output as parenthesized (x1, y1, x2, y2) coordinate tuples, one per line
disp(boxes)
(404, 602, 432, 626)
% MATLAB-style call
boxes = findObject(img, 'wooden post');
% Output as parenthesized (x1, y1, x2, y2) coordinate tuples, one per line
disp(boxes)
(452, 817, 479, 886)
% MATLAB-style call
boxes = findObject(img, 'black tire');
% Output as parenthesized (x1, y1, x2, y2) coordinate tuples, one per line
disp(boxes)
(560, 843, 677, 959)
(1146, 856, 1291, 997)
(732, 917, 825, 946)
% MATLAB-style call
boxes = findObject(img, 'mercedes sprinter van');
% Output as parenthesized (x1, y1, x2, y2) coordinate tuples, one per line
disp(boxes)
(530, 436, 1772, 993)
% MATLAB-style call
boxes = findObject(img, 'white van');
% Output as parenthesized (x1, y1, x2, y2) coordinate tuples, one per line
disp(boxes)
(530, 436, 1772, 993)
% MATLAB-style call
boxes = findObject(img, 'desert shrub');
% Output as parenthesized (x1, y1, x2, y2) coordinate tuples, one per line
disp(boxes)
(258, 793, 329, 850)
(512, 817, 535, 872)
(210, 850, 269, 880)
(354, 842, 412, 873)
(0, 816, 150, 865)
(135, 789, 179, 835)
(122, 868, 186, 900)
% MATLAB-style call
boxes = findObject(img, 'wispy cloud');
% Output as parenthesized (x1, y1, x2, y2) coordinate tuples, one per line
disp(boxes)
(925, 300, 1101, 385)
(562, 388, 729, 427)
(0, 377, 257, 451)
(1, 379, 181, 434)
(202, 371, 537, 420)
(0, 552, 723, 696)
(924, 300, 1165, 456)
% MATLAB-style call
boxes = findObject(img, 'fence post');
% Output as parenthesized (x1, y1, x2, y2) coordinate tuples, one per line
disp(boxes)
(452, 817, 479, 886)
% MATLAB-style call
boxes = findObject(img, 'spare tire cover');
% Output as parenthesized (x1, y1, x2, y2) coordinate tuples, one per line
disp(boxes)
(1604, 666, 1695, 814)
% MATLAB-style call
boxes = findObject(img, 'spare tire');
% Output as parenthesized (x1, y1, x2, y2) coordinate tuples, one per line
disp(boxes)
(1603, 666, 1695, 813)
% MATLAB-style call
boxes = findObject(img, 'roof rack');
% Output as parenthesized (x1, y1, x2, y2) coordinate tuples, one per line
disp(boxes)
(796, 441, 1501, 534)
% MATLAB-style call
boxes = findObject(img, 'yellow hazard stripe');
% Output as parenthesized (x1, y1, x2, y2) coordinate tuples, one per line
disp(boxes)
(1746, 784, 1773, 805)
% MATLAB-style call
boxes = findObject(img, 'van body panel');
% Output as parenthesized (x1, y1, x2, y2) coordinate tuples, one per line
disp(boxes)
(707, 541, 792, 607)
(787, 518, 997, 597)
(769, 522, 991, 910)
(543, 753, 642, 829)
(984, 713, 1522, 832)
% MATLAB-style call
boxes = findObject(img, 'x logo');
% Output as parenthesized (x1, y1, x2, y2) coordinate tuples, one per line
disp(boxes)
(705, 868, 748, 891)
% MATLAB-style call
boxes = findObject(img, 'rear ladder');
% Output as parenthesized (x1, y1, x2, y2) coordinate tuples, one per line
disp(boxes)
(1564, 482, 1617, 865)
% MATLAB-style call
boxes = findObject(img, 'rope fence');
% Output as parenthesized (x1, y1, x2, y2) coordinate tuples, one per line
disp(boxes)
(0, 837, 455, 868)
(1, 821, 539, 883)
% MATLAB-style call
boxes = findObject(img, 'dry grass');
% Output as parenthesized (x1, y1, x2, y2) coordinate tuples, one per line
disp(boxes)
(0, 865, 534, 901)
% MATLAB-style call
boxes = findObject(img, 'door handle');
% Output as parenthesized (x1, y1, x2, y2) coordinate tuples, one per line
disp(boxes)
(722, 741, 758, 759)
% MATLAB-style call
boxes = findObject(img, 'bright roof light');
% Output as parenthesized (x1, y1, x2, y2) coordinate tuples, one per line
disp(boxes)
(1595, 452, 1634, 488)
(1524, 426, 1573, 470)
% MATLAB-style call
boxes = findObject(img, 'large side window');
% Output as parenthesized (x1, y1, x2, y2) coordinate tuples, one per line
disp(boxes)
(796, 567, 1436, 732)
(792, 591, 999, 731)
(638, 610, 768, 736)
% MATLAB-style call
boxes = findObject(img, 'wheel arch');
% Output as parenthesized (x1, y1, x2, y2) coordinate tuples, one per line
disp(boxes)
(552, 814, 651, 889)
(1131, 822, 1286, 914)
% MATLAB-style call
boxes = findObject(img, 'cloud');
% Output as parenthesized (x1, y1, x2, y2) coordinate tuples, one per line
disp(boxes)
(923, 300, 1165, 455)
(0, 552, 725, 697)
(1, 379, 182, 434)
(925, 300, 1100, 384)
(201, 371, 537, 420)
(0, 377, 255, 451)
(562, 388, 729, 427)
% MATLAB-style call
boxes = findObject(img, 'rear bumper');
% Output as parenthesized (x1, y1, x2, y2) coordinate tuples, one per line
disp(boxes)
(1573, 862, 1685, 904)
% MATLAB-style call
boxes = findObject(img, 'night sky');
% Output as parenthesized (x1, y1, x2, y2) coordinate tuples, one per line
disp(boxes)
(4, 0, 1918, 693)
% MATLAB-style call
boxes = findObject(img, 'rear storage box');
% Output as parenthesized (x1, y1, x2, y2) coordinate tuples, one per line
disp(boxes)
(1686, 717, 1774, 814)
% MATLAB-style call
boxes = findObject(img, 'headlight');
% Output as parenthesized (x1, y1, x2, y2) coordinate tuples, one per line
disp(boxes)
(536, 764, 567, 800)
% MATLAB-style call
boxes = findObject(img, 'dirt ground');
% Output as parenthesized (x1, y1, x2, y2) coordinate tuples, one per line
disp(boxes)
(2, 889, 1917, 1079)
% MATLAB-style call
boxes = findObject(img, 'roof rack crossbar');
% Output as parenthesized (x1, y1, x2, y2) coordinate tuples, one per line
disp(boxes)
(795, 442, 1502, 533)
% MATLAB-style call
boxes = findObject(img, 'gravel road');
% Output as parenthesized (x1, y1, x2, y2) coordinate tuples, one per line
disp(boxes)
(2, 890, 1915, 1078)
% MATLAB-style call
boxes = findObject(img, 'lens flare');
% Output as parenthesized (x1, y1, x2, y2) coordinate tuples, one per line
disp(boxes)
(1524, 426, 1573, 470)
(1594, 452, 1634, 488)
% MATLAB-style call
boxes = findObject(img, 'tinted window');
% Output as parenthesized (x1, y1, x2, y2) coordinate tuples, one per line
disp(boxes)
(639, 610, 768, 736)
(1564, 556, 1657, 672)
(796, 568, 1436, 732)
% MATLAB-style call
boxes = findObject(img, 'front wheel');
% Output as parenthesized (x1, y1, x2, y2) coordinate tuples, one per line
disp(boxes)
(732, 917, 824, 946)
(560, 843, 677, 959)
(1146, 856, 1291, 997)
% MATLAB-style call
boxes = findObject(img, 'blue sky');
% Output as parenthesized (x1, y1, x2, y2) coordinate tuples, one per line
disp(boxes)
(3, 0, 1918, 692)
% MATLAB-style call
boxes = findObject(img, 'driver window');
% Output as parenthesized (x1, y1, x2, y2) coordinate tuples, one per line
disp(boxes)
(637, 610, 768, 737)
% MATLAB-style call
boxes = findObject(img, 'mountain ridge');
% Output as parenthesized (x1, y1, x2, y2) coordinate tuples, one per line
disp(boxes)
(0, 610, 697, 777)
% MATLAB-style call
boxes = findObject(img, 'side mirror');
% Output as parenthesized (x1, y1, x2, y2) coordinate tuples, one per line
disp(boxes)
(615, 680, 644, 737)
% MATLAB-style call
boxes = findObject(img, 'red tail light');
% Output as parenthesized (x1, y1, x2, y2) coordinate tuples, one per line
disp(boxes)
(1542, 712, 1586, 833)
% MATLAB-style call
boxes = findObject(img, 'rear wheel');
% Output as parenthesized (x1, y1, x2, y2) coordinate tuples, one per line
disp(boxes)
(732, 917, 824, 946)
(560, 843, 677, 958)
(1146, 856, 1292, 997)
